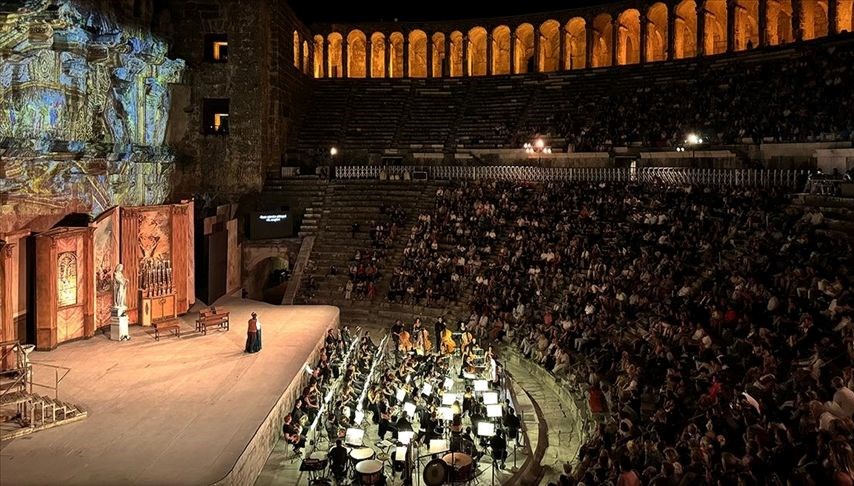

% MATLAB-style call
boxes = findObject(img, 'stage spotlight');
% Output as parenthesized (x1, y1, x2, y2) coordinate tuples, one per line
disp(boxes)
(330, 146, 338, 156)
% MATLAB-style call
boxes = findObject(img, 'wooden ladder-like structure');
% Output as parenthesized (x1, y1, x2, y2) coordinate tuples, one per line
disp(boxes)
(0, 340, 87, 441)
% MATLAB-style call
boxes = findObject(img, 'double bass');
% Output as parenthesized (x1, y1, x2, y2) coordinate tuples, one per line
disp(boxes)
(399, 330, 413, 353)
(441, 329, 457, 355)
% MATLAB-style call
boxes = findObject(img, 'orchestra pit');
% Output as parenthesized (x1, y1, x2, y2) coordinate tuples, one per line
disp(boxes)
(1, 1, 853, 486)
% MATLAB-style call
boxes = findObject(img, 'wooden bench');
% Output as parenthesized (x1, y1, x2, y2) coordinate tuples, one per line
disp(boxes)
(154, 321, 181, 341)
(196, 308, 230, 335)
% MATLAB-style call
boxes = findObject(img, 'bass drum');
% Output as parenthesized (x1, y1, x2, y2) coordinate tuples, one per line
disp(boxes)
(423, 458, 448, 486)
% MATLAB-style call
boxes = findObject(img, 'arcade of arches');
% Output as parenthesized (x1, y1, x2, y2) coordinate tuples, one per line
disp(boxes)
(292, 0, 853, 79)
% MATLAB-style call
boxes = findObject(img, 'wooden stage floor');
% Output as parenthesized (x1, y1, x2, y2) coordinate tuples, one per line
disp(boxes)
(0, 297, 339, 486)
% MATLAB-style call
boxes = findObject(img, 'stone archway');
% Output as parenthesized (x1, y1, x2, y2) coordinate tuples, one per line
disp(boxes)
(592, 14, 614, 67)
(647, 3, 669, 61)
(514, 23, 535, 73)
(492, 25, 512, 74)
(409, 30, 428, 77)
(618, 9, 641, 64)
(566, 17, 587, 69)
(467, 26, 487, 76)
(539, 19, 561, 72)
(675, 0, 698, 58)
(371, 32, 386, 78)
(347, 30, 367, 78)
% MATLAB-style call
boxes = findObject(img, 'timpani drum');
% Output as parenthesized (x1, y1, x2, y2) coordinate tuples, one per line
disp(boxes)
(349, 446, 375, 466)
(422, 458, 449, 486)
(355, 459, 384, 485)
(442, 452, 474, 481)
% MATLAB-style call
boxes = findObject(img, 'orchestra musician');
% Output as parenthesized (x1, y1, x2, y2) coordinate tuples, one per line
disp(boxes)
(282, 413, 305, 454)
(460, 329, 474, 355)
(328, 439, 349, 481)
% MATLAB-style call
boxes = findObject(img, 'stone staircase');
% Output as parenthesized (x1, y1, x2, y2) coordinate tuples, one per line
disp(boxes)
(0, 341, 87, 441)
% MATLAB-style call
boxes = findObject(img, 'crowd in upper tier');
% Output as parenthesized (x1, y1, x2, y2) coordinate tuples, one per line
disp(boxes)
(516, 43, 854, 151)
(390, 180, 853, 485)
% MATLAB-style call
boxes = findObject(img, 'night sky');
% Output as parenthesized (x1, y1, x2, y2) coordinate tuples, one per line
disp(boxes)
(289, 0, 601, 24)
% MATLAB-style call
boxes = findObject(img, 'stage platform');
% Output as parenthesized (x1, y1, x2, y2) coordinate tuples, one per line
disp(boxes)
(0, 297, 339, 486)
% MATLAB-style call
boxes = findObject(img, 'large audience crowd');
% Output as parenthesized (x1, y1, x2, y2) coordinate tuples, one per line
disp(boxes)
(391, 179, 853, 485)
(516, 42, 854, 151)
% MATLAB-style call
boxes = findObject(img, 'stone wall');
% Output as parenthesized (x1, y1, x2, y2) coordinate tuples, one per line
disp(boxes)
(166, 0, 313, 201)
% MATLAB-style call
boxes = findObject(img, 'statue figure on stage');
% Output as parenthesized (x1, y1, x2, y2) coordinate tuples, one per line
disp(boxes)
(113, 263, 127, 313)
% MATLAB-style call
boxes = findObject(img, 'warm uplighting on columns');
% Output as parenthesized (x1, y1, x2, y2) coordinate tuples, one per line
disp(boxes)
(330, 147, 338, 156)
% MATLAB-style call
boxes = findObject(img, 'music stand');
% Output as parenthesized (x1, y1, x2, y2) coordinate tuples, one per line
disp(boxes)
(398, 430, 415, 445)
(442, 393, 457, 406)
(482, 391, 499, 405)
(474, 379, 489, 392)
(421, 383, 433, 396)
(354, 409, 365, 426)
(438, 407, 454, 422)
(477, 422, 500, 486)
(486, 404, 503, 418)
(396, 388, 406, 402)
(443, 377, 454, 390)
(476, 422, 496, 437)
(403, 401, 417, 418)
(428, 439, 449, 455)
(345, 427, 364, 447)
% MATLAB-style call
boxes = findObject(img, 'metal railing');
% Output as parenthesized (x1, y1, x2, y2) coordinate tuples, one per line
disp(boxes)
(334, 165, 808, 188)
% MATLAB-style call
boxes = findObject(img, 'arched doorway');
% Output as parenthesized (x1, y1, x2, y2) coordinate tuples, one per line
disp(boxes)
(409, 30, 428, 77)
(675, 0, 698, 58)
(647, 3, 668, 61)
(246, 257, 289, 304)
(566, 18, 587, 69)
(492, 25, 512, 74)
(313, 35, 325, 77)
(431, 33, 446, 77)
(704, 0, 728, 54)
(327, 32, 343, 77)
(618, 9, 641, 64)
(800, 0, 829, 39)
(514, 23, 535, 73)
(767, 0, 794, 44)
(370, 32, 386, 78)
(734, 0, 760, 49)
(467, 26, 487, 76)
(389, 32, 405, 78)
(347, 30, 367, 78)
(539, 19, 561, 72)
(302, 40, 310, 73)
(592, 14, 614, 67)
(450, 31, 464, 77)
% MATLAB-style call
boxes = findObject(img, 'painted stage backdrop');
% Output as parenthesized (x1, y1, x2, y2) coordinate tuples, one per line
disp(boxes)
(0, 0, 185, 233)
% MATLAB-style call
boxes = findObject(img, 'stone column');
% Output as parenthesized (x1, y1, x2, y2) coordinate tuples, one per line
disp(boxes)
(667, 5, 677, 59)
(640, 12, 649, 64)
(533, 30, 542, 71)
(759, 0, 768, 46)
(585, 26, 595, 67)
(426, 36, 433, 77)
(697, 2, 707, 56)
(727, 0, 736, 52)
(510, 31, 518, 73)
(828, 0, 838, 34)
(403, 37, 410, 78)
(342, 38, 349, 78)
(559, 26, 567, 70)
(611, 18, 619, 65)
(486, 30, 494, 75)
(366, 40, 373, 77)
(792, 0, 803, 41)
